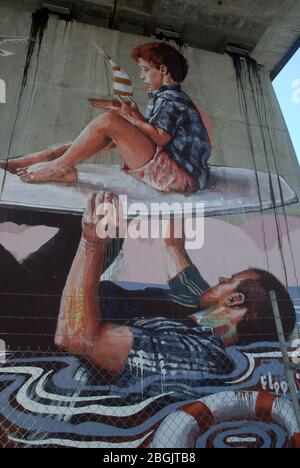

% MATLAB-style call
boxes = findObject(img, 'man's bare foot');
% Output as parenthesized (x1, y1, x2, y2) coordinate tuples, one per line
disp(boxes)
(17, 161, 78, 185)
(0, 144, 71, 175)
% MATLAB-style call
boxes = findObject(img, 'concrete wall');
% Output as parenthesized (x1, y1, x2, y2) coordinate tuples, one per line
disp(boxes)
(0, 6, 300, 450)
(1, 5, 299, 218)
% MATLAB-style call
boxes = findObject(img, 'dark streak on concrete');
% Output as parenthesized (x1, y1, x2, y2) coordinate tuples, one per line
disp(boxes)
(1, 7, 74, 199)
(229, 52, 299, 290)
(21, 8, 50, 92)
(229, 53, 270, 272)
(0, 9, 50, 198)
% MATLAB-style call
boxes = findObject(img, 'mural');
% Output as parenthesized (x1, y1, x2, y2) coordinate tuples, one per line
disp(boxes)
(0, 8, 300, 449)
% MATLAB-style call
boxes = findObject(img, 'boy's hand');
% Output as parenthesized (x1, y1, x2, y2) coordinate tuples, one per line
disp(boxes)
(116, 96, 144, 124)
(88, 98, 121, 110)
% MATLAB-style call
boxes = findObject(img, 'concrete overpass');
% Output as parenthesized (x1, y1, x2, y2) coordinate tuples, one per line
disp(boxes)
(0, 0, 299, 78)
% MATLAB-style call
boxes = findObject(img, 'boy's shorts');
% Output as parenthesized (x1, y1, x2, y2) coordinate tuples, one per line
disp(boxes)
(122, 147, 199, 193)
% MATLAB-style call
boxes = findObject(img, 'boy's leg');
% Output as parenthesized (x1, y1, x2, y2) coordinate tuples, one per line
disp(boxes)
(18, 113, 156, 184)
(0, 144, 71, 174)
(0, 138, 117, 175)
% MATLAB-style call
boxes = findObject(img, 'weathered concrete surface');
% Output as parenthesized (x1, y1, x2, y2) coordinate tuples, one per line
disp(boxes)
(1, 0, 300, 76)
(0, 5, 299, 219)
(252, 0, 300, 76)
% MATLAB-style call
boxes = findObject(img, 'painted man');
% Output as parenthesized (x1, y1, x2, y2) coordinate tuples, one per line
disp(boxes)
(54, 192, 296, 389)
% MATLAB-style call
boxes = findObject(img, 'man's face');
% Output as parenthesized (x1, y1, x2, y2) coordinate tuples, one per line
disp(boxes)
(138, 58, 165, 91)
(192, 271, 259, 345)
(199, 270, 258, 310)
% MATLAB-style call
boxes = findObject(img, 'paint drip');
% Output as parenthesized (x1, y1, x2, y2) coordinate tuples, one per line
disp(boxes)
(229, 53, 299, 289)
(22, 8, 50, 92)
(0, 9, 50, 198)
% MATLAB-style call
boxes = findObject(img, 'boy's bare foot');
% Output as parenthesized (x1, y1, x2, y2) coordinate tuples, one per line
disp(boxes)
(0, 145, 71, 175)
(0, 158, 28, 174)
(17, 161, 78, 185)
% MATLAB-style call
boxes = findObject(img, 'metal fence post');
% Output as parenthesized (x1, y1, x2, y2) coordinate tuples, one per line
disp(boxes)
(270, 290, 300, 433)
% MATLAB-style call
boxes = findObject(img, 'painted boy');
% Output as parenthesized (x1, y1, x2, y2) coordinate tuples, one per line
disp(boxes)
(1, 42, 211, 193)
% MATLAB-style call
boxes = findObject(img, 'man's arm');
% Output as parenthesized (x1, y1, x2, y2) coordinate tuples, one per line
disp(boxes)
(162, 218, 210, 308)
(163, 218, 194, 278)
(55, 193, 133, 374)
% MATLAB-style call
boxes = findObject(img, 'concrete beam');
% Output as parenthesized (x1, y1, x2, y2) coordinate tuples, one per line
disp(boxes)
(118, 0, 157, 16)
(252, 0, 300, 77)
(155, 0, 283, 24)
(1, 0, 299, 73)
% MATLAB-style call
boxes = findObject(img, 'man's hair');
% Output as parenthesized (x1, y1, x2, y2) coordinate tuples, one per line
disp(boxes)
(132, 42, 189, 83)
(235, 269, 296, 345)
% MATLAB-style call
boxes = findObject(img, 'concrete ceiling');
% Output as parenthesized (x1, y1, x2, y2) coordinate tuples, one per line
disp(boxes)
(1, 0, 300, 77)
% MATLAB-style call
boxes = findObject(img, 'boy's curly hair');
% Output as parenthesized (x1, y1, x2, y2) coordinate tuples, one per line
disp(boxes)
(132, 42, 189, 83)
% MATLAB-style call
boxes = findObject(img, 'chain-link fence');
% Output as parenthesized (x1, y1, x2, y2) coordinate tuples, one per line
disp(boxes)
(0, 293, 299, 449)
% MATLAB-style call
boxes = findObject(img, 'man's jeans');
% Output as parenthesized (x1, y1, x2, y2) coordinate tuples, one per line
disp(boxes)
(0, 209, 83, 348)
(0, 208, 195, 350)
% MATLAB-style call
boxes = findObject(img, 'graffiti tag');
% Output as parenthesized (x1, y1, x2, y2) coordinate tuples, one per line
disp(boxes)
(260, 372, 289, 396)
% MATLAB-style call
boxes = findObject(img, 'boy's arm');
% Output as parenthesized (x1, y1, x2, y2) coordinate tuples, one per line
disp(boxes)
(134, 118, 172, 147)
(117, 97, 172, 147)
(55, 193, 133, 374)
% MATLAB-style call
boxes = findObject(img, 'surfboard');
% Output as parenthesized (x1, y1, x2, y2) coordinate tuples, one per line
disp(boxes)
(0, 164, 298, 218)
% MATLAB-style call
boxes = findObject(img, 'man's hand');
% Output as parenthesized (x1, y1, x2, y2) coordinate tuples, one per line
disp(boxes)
(82, 192, 121, 248)
(163, 217, 186, 251)
(162, 217, 193, 279)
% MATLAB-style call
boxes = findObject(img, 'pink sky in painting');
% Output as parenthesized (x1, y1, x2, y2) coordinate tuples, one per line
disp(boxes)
(0, 215, 299, 286)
